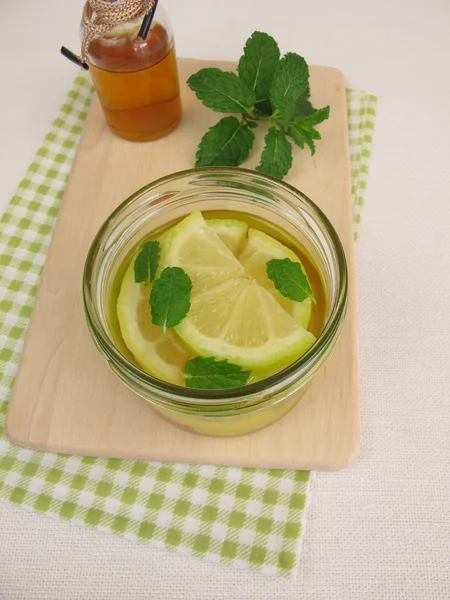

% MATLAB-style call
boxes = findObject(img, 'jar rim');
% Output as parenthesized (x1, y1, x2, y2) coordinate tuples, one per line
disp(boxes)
(83, 167, 348, 403)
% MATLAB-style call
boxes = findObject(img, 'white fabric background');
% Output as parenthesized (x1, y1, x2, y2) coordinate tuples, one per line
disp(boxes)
(1, 1, 449, 598)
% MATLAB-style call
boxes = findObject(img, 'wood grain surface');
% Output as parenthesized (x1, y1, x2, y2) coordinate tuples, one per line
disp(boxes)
(6, 60, 359, 470)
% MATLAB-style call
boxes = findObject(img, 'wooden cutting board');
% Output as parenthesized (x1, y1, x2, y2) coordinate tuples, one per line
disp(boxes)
(6, 59, 359, 470)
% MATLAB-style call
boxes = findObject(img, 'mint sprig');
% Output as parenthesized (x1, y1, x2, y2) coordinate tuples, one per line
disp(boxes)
(185, 356, 251, 390)
(266, 258, 313, 302)
(150, 267, 192, 335)
(187, 31, 330, 180)
(134, 241, 160, 285)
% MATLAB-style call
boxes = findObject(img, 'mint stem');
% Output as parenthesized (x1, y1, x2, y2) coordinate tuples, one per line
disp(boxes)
(244, 112, 280, 123)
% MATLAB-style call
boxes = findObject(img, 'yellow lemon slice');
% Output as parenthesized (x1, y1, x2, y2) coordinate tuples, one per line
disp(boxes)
(206, 218, 248, 256)
(117, 263, 190, 385)
(238, 228, 312, 329)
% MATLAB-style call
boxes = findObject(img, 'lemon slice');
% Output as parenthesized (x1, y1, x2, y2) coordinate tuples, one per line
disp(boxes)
(206, 218, 248, 256)
(117, 263, 191, 385)
(177, 277, 315, 371)
(160, 212, 316, 371)
(159, 211, 245, 296)
(238, 228, 313, 329)
(158, 219, 248, 256)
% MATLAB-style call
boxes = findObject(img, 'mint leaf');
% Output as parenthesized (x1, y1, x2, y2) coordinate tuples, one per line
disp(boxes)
(246, 120, 258, 129)
(288, 106, 330, 156)
(270, 53, 309, 125)
(294, 97, 315, 117)
(185, 356, 251, 390)
(294, 105, 330, 127)
(134, 241, 160, 285)
(195, 116, 255, 167)
(266, 258, 313, 302)
(150, 267, 192, 335)
(187, 68, 256, 114)
(238, 31, 280, 102)
(256, 126, 292, 179)
(287, 125, 316, 154)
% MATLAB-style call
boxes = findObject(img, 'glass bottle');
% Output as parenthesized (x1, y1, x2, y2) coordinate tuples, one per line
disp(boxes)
(84, 4, 182, 142)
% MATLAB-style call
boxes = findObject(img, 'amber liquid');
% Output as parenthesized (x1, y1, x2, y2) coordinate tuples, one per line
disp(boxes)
(88, 23, 182, 142)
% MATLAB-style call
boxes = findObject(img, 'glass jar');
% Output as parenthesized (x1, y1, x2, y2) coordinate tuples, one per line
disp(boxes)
(83, 4, 182, 141)
(83, 168, 348, 437)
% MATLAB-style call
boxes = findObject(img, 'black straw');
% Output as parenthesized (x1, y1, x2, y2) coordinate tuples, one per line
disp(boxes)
(61, 46, 89, 70)
(138, 0, 159, 40)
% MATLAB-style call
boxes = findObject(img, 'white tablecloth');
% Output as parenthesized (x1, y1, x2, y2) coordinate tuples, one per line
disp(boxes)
(1, 1, 449, 598)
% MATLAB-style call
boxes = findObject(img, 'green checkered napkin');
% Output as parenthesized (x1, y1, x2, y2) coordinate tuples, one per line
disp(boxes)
(347, 89, 377, 240)
(0, 72, 376, 578)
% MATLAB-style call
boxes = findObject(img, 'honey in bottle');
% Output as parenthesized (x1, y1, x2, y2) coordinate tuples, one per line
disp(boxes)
(86, 8, 182, 142)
